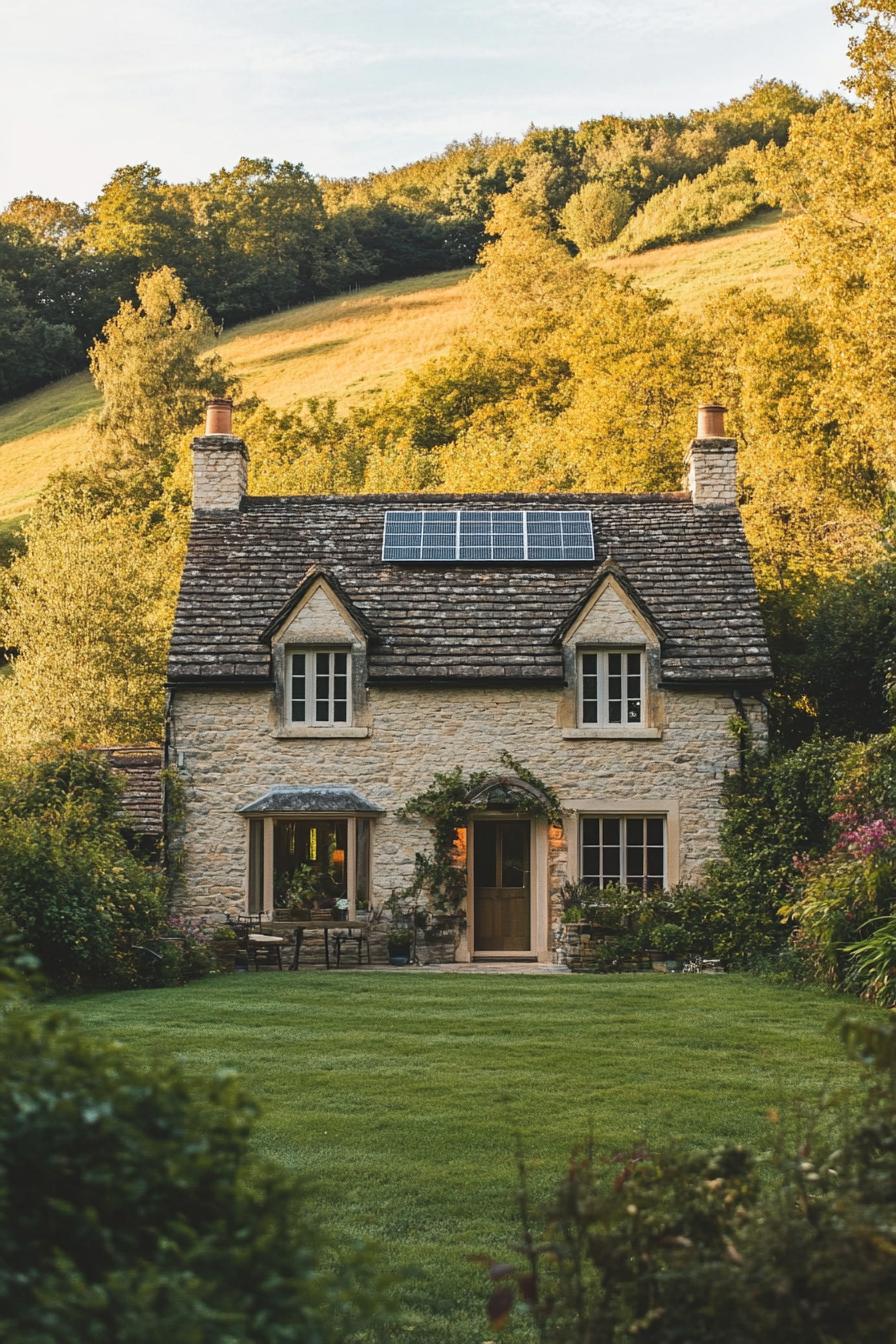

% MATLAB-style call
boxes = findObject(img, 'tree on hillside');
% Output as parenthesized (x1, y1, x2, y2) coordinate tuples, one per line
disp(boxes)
(0, 270, 234, 753)
(0, 195, 87, 250)
(765, 3, 896, 501)
(699, 286, 878, 589)
(354, 195, 698, 496)
(85, 164, 195, 279)
(86, 266, 234, 513)
(0, 273, 80, 400)
(560, 180, 634, 249)
(244, 397, 369, 496)
(197, 157, 327, 319)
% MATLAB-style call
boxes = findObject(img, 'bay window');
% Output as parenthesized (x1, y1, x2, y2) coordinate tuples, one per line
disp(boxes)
(246, 814, 371, 916)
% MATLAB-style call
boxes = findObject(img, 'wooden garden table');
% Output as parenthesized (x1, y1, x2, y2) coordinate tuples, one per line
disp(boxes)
(289, 920, 368, 971)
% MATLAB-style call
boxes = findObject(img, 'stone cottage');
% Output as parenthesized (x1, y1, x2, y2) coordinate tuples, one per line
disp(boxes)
(166, 399, 771, 963)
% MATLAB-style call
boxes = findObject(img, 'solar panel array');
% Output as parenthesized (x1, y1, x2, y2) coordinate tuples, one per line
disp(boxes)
(382, 509, 595, 562)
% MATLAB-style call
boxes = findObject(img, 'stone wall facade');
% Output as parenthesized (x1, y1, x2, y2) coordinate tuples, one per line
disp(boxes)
(169, 676, 766, 961)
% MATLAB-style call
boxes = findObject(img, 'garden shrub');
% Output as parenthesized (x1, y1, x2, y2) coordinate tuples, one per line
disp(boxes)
(702, 734, 849, 965)
(0, 974, 388, 1342)
(780, 729, 896, 1005)
(0, 750, 167, 988)
(483, 1016, 896, 1343)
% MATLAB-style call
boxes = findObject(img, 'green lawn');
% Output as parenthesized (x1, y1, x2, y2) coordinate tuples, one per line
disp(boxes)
(70, 971, 873, 1342)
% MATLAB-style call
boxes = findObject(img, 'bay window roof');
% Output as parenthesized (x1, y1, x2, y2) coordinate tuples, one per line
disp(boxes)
(237, 786, 384, 816)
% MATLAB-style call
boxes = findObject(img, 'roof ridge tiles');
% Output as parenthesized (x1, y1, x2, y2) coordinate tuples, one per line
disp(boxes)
(244, 491, 693, 506)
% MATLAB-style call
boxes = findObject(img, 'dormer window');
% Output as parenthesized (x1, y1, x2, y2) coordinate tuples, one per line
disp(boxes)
(290, 650, 351, 726)
(579, 650, 644, 727)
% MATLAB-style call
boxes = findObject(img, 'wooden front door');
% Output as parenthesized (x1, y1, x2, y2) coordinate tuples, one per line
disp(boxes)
(473, 819, 531, 953)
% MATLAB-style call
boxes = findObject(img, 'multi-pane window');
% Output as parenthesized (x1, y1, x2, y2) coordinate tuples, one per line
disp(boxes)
(580, 815, 666, 891)
(290, 650, 350, 725)
(579, 650, 644, 727)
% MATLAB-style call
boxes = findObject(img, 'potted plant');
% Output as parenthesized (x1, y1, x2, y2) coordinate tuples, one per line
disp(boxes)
(559, 880, 598, 933)
(387, 927, 413, 966)
(211, 924, 238, 971)
(334, 897, 350, 921)
(650, 922, 691, 972)
(279, 863, 323, 919)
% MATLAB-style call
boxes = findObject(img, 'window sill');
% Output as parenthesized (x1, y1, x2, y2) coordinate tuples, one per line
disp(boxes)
(274, 726, 370, 740)
(561, 726, 663, 740)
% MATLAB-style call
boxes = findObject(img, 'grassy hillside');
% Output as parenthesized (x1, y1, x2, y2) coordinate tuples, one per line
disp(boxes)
(603, 208, 794, 312)
(0, 269, 474, 526)
(0, 214, 793, 529)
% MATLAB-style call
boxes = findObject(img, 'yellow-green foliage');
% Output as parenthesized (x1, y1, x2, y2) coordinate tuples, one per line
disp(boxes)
(611, 144, 770, 256)
(0, 493, 174, 753)
(0, 270, 473, 522)
(560, 181, 634, 249)
(603, 209, 794, 312)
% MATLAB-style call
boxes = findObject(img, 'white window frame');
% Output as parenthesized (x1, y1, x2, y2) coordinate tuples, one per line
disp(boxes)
(578, 648, 645, 728)
(579, 813, 667, 891)
(289, 649, 351, 727)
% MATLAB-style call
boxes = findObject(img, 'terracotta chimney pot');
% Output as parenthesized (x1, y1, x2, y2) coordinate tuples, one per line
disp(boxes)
(696, 402, 727, 438)
(205, 397, 233, 436)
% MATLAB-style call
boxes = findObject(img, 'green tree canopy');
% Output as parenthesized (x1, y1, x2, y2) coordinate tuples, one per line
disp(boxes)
(87, 266, 233, 510)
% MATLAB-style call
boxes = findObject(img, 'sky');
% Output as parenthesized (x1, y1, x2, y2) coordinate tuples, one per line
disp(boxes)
(1, 0, 852, 207)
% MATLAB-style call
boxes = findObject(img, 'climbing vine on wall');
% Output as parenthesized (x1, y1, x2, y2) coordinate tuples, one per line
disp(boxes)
(161, 764, 187, 901)
(396, 752, 563, 916)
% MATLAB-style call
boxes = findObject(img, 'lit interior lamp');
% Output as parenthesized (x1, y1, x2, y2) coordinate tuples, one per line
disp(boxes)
(332, 849, 345, 870)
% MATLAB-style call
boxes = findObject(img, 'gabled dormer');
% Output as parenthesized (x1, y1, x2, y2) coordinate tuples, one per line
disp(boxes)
(553, 560, 664, 740)
(260, 567, 373, 739)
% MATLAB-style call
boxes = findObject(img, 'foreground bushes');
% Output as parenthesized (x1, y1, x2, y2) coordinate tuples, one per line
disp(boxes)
(0, 969, 388, 1341)
(485, 1015, 896, 1343)
(0, 751, 167, 988)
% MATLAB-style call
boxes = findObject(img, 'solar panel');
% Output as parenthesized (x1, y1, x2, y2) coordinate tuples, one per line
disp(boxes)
(382, 509, 595, 562)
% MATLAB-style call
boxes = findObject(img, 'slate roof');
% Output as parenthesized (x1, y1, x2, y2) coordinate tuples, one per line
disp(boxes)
(238, 786, 385, 815)
(168, 493, 772, 688)
(95, 745, 163, 836)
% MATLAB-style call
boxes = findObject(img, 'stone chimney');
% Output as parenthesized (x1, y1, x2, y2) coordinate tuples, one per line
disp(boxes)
(191, 399, 248, 512)
(684, 402, 738, 509)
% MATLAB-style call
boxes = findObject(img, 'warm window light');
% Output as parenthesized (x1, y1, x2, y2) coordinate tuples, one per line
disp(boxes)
(331, 849, 345, 868)
(452, 827, 468, 864)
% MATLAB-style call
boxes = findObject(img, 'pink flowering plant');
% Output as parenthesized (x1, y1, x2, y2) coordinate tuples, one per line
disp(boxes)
(782, 778, 896, 999)
(835, 813, 896, 860)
